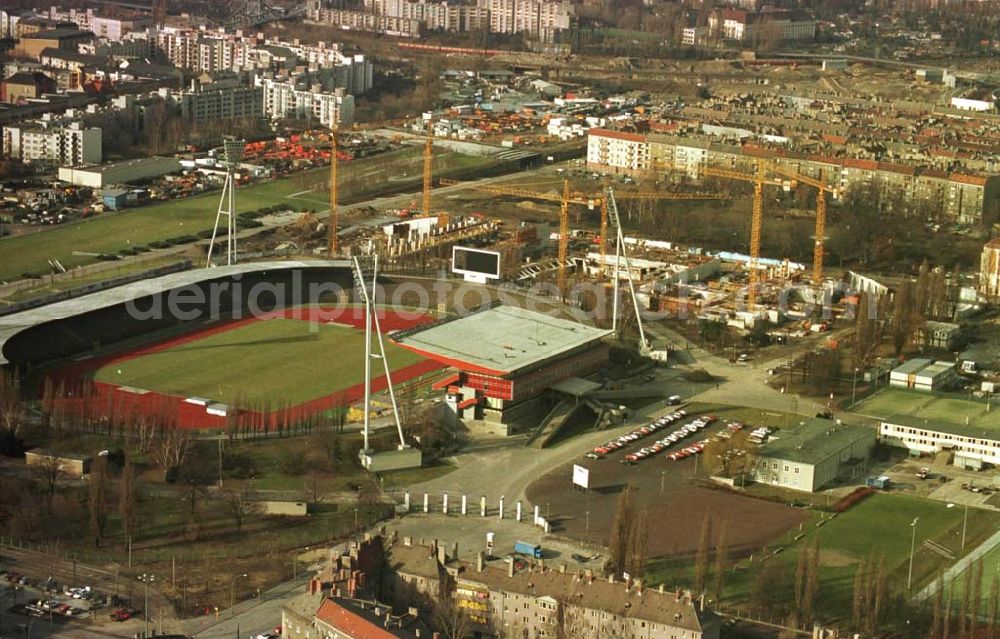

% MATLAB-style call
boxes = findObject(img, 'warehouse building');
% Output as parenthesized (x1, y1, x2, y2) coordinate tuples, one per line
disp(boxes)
(889, 358, 958, 392)
(58, 156, 182, 189)
(751, 419, 875, 492)
(879, 417, 1000, 470)
(393, 305, 611, 427)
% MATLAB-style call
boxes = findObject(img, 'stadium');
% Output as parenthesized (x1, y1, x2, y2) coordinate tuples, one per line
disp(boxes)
(0, 261, 445, 430)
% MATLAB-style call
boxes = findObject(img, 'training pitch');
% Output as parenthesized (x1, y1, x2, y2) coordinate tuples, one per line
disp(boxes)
(853, 387, 995, 431)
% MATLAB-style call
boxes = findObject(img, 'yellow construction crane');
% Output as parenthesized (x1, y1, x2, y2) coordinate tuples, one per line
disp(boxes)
(765, 165, 839, 284)
(446, 180, 727, 292)
(328, 125, 339, 255)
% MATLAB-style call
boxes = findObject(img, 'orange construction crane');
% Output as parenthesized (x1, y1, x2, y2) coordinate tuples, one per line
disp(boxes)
(328, 124, 339, 255)
(448, 180, 727, 291)
(765, 165, 839, 284)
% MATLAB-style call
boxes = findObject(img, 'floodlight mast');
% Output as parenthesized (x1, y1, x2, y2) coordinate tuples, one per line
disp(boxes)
(206, 138, 244, 267)
(606, 187, 649, 354)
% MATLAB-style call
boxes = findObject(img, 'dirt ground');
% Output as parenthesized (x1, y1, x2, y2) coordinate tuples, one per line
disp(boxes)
(525, 417, 809, 559)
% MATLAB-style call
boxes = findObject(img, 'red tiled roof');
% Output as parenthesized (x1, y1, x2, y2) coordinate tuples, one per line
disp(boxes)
(315, 599, 403, 639)
(950, 173, 989, 186)
(589, 128, 646, 143)
(843, 158, 878, 170)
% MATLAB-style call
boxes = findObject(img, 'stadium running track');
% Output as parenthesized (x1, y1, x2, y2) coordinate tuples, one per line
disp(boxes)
(48, 307, 445, 429)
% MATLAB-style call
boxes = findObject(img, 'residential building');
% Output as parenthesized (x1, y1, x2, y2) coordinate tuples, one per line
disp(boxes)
(284, 595, 428, 639)
(161, 75, 264, 124)
(982, 239, 1000, 300)
(1, 71, 57, 104)
(586, 129, 649, 174)
(15, 28, 94, 60)
(1, 9, 22, 39)
(365, 0, 489, 32)
(2, 118, 101, 165)
(586, 130, 1000, 225)
(750, 419, 875, 492)
(89, 13, 153, 41)
(307, 6, 422, 38)
(261, 78, 355, 127)
(478, 0, 574, 42)
(390, 540, 721, 639)
(917, 321, 962, 350)
(681, 25, 709, 46)
(879, 417, 1000, 470)
(889, 358, 957, 391)
(708, 8, 815, 43)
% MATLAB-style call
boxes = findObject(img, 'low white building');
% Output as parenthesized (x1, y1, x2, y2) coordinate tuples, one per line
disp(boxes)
(58, 156, 182, 189)
(879, 418, 1000, 470)
(888, 358, 957, 392)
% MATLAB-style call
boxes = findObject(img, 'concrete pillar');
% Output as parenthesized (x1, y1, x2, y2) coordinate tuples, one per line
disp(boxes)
(516, 501, 522, 522)
(423, 493, 429, 513)
(499, 496, 505, 519)
(403, 492, 410, 511)
(442, 492, 449, 515)
(480, 496, 487, 517)
(544, 520, 550, 534)
(461, 494, 468, 516)
(534, 504, 540, 526)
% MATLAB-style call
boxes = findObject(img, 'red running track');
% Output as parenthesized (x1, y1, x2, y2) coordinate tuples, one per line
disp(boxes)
(47, 307, 444, 430)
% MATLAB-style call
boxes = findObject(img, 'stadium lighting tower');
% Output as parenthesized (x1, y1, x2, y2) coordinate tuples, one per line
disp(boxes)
(605, 187, 649, 354)
(352, 255, 408, 464)
(206, 137, 245, 267)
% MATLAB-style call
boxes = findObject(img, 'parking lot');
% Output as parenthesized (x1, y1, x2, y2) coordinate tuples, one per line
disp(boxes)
(525, 409, 809, 558)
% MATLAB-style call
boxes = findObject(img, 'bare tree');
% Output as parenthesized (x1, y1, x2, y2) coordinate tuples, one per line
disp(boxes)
(0, 371, 26, 437)
(694, 512, 712, 594)
(608, 484, 640, 578)
(119, 455, 138, 542)
(220, 486, 251, 532)
(33, 454, 66, 498)
(150, 425, 191, 480)
(712, 520, 728, 604)
(88, 455, 109, 546)
(431, 575, 469, 639)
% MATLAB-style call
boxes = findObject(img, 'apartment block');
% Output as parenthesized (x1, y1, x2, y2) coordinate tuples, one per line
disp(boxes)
(3, 119, 102, 166)
(708, 8, 815, 43)
(392, 541, 720, 639)
(477, 0, 574, 42)
(366, 0, 489, 31)
(161, 77, 264, 124)
(587, 130, 1000, 225)
(262, 78, 355, 127)
(307, 5, 422, 38)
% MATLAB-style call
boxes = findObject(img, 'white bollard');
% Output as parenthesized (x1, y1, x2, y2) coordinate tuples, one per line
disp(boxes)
(480, 496, 487, 517)
(404, 492, 410, 511)
(516, 501, 522, 522)
(534, 504, 540, 526)
(423, 493, 429, 513)
(461, 494, 468, 516)
(443, 493, 449, 515)
(499, 496, 505, 519)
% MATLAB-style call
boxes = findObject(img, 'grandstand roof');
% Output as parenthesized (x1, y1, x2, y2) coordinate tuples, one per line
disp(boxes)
(391, 305, 611, 377)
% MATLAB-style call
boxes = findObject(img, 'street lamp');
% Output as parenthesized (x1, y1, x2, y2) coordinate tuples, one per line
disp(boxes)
(230, 573, 248, 615)
(137, 573, 154, 638)
(907, 517, 919, 592)
(852, 367, 860, 407)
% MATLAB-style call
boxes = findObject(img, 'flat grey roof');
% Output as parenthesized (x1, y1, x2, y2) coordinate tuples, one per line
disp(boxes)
(71, 156, 180, 175)
(393, 305, 611, 376)
(892, 358, 932, 375)
(757, 418, 874, 466)
(0, 260, 350, 365)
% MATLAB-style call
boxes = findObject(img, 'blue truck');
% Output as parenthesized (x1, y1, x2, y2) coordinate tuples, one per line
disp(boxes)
(514, 541, 542, 558)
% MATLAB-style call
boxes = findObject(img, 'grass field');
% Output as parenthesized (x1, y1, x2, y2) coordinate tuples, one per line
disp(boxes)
(853, 387, 995, 430)
(93, 318, 425, 405)
(946, 539, 1000, 613)
(0, 147, 495, 281)
(717, 494, 1000, 618)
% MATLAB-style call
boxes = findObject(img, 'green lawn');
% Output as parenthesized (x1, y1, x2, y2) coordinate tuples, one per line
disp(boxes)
(853, 387, 995, 430)
(717, 494, 1000, 618)
(93, 318, 425, 405)
(0, 147, 496, 281)
(946, 535, 1000, 613)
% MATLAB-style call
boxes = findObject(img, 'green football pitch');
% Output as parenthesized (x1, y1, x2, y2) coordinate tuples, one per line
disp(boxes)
(93, 318, 425, 406)
(854, 387, 995, 430)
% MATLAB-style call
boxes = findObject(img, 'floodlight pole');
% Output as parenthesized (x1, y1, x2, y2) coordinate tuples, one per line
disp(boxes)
(355, 256, 373, 455)
(366, 257, 407, 449)
(606, 188, 648, 352)
(206, 138, 243, 268)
